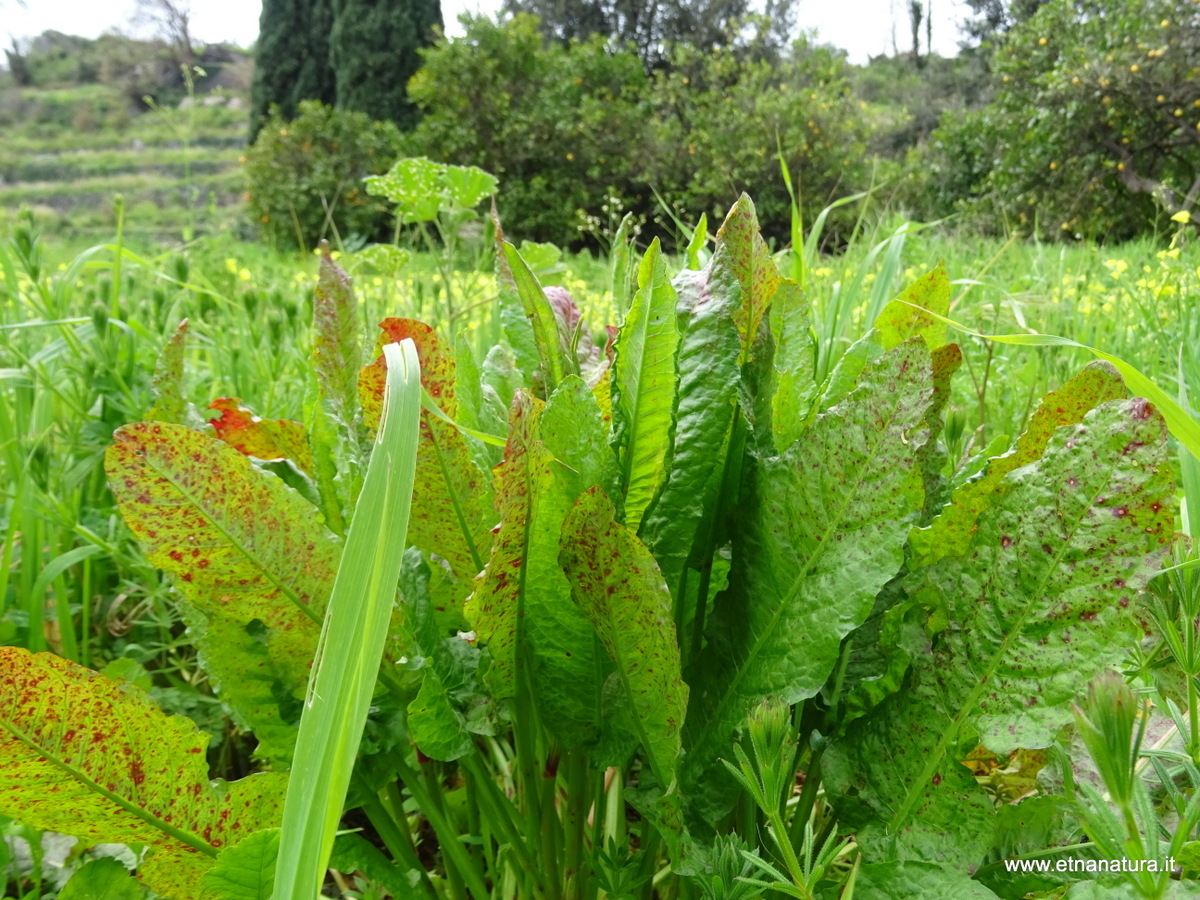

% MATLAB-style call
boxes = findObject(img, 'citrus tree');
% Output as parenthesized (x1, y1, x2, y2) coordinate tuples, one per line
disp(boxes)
(930, 0, 1200, 239)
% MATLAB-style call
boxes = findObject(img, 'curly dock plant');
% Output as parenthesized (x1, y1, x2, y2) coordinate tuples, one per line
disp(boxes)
(0, 199, 1190, 899)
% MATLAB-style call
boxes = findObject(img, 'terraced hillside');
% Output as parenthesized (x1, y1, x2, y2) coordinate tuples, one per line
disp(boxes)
(0, 82, 249, 241)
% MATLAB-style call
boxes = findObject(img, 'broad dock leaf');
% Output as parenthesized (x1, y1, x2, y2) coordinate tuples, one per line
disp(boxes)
(768, 279, 818, 454)
(402, 550, 495, 761)
(106, 422, 340, 760)
(360, 319, 494, 616)
(503, 243, 576, 394)
(466, 381, 617, 750)
(559, 487, 687, 784)
(910, 361, 1126, 567)
(208, 398, 314, 476)
(146, 318, 188, 424)
(916, 342, 963, 522)
(712, 193, 777, 361)
(611, 239, 679, 533)
(637, 258, 740, 595)
(0, 648, 285, 900)
(682, 339, 932, 797)
(874, 265, 951, 351)
(312, 244, 362, 427)
(827, 398, 1175, 869)
(465, 391, 553, 700)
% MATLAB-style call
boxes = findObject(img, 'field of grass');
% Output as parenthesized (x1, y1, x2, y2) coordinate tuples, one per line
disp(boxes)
(1, 186, 1198, 895)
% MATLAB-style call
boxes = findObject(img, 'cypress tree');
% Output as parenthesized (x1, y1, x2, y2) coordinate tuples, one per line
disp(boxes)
(329, 0, 442, 130)
(250, 0, 337, 138)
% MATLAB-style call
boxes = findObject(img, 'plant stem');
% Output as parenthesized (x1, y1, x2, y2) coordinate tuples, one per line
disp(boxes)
(359, 786, 438, 900)
(394, 752, 490, 900)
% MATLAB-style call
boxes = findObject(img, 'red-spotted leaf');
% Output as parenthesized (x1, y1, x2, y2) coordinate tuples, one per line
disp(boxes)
(465, 392, 552, 703)
(559, 487, 686, 784)
(827, 398, 1176, 869)
(146, 318, 188, 424)
(0, 648, 286, 900)
(313, 244, 362, 427)
(910, 360, 1126, 567)
(359, 319, 494, 619)
(465, 383, 619, 754)
(208, 398, 314, 477)
(874, 265, 951, 351)
(105, 422, 340, 761)
(712, 193, 778, 361)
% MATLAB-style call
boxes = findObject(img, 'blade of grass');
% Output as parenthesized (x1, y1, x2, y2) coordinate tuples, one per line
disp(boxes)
(274, 339, 422, 900)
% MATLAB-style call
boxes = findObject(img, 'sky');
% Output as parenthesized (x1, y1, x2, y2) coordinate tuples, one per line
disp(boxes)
(4, 0, 972, 65)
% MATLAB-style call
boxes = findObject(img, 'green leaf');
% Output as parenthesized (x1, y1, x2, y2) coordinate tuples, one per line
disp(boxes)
(443, 164, 499, 209)
(855, 861, 1002, 899)
(313, 245, 363, 429)
(503, 242, 576, 394)
(59, 857, 143, 900)
(0, 648, 285, 900)
(488, 204, 538, 385)
(612, 239, 679, 533)
(329, 831, 425, 896)
(683, 340, 932, 798)
(146, 318, 188, 424)
(823, 677, 998, 868)
(363, 157, 446, 223)
(873, 265, 951, 351)
(455, 332, 506, 473)
(559, 487, 687, 784)
(105, 422, 340, 762)
(910, 361, 1126, 567)
(532, 377, 625, 750)
(710, 193, 777, 362)
(916, 342, 964, 522)
(768, 278, 818, 454)
(207, 398, 314, 477)
(275, 339, 422, 900)
(360, 320, 494, 613)
(403, 550, 495, 761)
(466, 382, 617, 750)
(829, 398, 1176, 868)
(201, 829, 279, 900)
(637, 264, 740, 595)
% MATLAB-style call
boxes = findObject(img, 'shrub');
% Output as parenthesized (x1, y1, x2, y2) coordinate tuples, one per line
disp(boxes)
(646, 38, 872, 244)
(404, 14, 650, 244)
(244, 100, 403, 249)
(404, 14, 874, 246)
